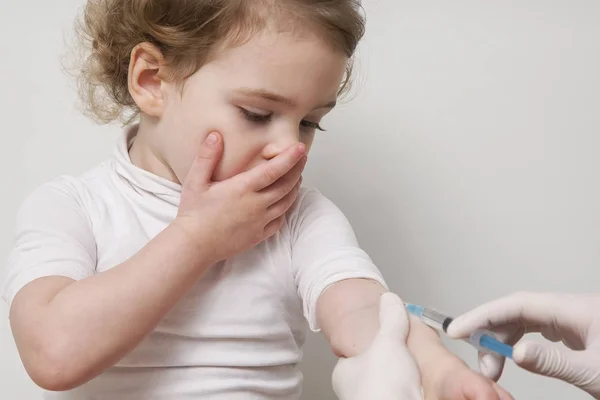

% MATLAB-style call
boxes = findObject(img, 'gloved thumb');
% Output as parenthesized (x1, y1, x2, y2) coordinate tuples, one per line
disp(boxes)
(377, 292, 410, 339)
(513, 341, 587, 388)
(184, 132, 223, 189)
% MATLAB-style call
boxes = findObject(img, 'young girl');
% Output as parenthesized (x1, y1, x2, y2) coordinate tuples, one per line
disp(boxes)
(3, 1, 513, 399)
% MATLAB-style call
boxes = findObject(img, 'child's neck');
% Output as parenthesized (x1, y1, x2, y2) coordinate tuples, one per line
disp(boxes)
(128, 118, 181, 185)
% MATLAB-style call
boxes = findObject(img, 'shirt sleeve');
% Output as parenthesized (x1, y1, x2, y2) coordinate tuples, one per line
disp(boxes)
(2, 176, 97, 309)
(288, 188, 388, 332)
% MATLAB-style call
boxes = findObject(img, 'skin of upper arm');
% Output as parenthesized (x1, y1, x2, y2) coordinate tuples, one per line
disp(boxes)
(9, 276, 77, 390)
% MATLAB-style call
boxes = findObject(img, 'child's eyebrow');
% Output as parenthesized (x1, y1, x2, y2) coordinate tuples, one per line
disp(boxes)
(234, 87, 337, 110)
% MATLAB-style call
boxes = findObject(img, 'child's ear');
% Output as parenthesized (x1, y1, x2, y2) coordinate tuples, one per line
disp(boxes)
(128, 42, 167, 118)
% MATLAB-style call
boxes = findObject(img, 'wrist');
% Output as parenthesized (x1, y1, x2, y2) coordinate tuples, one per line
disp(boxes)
(167, 219, 219, 267)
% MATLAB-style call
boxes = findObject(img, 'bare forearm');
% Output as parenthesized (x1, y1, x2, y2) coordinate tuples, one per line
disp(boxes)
(11, 223, 212, 389)
(406, 316, 457, 387)
(317, 279, 459, 387)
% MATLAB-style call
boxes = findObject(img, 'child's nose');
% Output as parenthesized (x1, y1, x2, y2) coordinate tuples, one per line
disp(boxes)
(262, 130, 300, 160)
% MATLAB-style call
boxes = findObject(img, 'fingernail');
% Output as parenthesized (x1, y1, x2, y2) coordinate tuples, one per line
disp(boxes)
(205, 133, 217, 145)
(297, 143, 306, 154)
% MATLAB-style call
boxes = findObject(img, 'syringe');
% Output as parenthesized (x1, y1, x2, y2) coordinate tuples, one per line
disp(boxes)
(404, 303, 513, 359)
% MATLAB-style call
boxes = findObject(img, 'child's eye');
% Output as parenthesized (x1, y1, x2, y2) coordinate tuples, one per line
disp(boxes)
(240, 107, 324, 132)
(300, 120, 326, 132)
(240, 108, 272, 123)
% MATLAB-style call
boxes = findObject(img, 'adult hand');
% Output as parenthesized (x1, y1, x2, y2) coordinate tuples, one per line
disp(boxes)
(332, 292, 423, 400)
(448, 292, 600, 399)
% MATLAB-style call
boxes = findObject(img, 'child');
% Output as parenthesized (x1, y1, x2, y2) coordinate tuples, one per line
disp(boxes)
(3, 1, 513, 399)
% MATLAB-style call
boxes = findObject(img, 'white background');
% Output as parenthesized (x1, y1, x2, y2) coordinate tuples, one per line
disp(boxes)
(1, 1, 598, 399)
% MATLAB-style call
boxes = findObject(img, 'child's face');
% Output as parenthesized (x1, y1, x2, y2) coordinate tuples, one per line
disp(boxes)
(157, 29, 348, 183)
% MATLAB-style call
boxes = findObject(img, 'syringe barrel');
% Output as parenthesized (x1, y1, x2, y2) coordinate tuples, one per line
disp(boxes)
(467, 330, 488, 353)
(421, 307, 454, 333)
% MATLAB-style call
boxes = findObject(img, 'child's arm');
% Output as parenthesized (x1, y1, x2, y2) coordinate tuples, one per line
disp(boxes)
(287, 190, 512, 398)
(7, 135, 305, 391)
(317, 279, 453, 383)
(317, 279, 514, 400)
(10, 223, 214, 391)
(331, 292, 423, 400)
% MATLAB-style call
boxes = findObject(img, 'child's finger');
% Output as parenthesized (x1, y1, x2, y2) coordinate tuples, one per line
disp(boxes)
(184, 132, 223, 190)
(261, 158, 306, 206)
(240, 144, 306, 191)
(266, 178, 301, 221)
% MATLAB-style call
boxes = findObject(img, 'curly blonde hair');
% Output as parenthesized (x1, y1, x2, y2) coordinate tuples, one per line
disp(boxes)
(74, 0, 366, 125)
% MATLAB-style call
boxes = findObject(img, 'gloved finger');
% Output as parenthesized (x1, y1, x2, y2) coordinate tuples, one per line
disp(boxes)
(378, 292, 410, 339)
(538, 320, 587, 351)
(562, 333, 587, 351)
(540, 324, 563, 343)
(477, 325, 524, 381)
(513, 341, 588, 387)
(393, 342, 423, 396)
(357, 381, 423, 400)
(478, 352, 505, 382)
(491, 324, 527, 345)
(447, 292, 564, 338)
(331, 358, 359, 398)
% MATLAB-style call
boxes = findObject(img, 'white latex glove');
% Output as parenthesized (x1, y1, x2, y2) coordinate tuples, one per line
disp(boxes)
(331, 292, 423, 400)
(447, 292, 600, 399)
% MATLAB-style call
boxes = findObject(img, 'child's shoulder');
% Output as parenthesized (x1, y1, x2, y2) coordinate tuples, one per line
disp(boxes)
(290, 186, 333, 215)
(286, 186, 350, 230)
(18, 161, 115, 222)
(31, 159, 111, 195)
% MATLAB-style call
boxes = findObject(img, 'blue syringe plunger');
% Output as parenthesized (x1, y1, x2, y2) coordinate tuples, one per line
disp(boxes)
(469, 330, 514, 359)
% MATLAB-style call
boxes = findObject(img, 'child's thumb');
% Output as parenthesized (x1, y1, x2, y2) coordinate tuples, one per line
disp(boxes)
(378, 292, 410, 339)
(185, 132, 223, 189)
